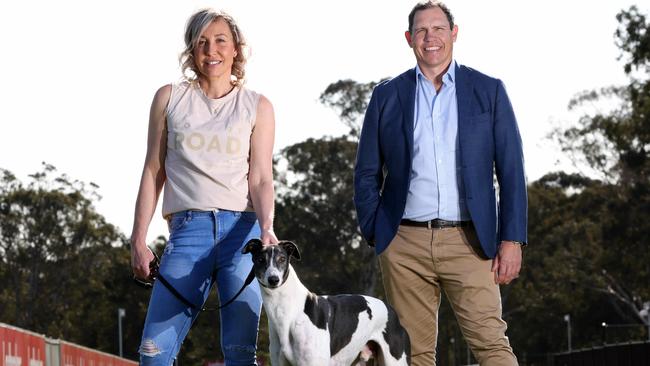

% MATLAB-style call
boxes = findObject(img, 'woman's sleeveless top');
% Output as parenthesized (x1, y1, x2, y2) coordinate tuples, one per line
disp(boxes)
(162, 81, 260, 217)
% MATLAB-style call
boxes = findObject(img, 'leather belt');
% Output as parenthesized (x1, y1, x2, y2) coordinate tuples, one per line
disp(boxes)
(400, 219, 471, 229)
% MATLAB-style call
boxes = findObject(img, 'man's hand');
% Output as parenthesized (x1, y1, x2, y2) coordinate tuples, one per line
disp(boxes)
(491, 241, 522, 285)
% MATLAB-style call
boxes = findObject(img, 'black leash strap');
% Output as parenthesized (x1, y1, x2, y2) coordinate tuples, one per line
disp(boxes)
(156, 274, 200, 310)
(156, 268, 256, 311)
(215, 268, 256, 310)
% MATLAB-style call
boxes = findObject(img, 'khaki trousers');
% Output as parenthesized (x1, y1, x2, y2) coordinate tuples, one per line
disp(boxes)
(378, 224, 517, 366)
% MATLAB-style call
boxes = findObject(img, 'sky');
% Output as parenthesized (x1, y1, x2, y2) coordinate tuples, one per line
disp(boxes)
(0, 0, 646, 244)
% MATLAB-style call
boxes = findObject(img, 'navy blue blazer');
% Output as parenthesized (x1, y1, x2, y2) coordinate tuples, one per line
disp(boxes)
(354, 64, 527, 258)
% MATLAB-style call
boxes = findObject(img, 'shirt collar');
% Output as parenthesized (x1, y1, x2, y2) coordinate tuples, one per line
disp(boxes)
(415, 60, 456, 85)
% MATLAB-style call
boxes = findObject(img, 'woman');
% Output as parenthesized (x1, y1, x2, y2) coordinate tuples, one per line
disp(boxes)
(130, 8, 277, 366)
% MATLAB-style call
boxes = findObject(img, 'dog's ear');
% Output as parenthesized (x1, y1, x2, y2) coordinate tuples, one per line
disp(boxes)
(279, 241, 301, 261)
(242, 238, 263, 254)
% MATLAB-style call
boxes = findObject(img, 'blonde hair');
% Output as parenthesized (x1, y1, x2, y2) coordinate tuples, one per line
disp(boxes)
(179, 8, 247, 86)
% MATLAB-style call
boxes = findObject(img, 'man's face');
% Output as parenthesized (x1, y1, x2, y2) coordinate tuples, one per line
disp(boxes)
(405, 7, 458, 72)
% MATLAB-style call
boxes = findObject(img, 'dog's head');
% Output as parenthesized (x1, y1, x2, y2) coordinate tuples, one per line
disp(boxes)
(242, 239, 301, 289)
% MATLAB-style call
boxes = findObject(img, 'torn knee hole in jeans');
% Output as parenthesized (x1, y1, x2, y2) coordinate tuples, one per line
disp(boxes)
(139, 339, 162, 357)
(224, 344, 256, 354)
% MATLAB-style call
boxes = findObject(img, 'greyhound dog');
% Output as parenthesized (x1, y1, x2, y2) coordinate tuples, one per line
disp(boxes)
(243, 239, 411, 366)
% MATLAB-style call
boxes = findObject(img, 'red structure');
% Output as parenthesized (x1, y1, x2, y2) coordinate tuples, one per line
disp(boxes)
(1, 323, 137, 366)
(1, 324, 45, 366)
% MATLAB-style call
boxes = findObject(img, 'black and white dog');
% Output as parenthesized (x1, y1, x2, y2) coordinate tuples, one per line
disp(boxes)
(243, 239, 411, 366)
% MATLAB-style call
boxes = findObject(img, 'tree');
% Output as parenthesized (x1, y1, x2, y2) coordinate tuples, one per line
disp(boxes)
(274, 136, 377, 295)
(501, 7, 650, 361)
(0, 163, 150, 361)
(551, 4, 649, 329)
(270, 78, 387, 297)
(319, 79, 385, 137)
(553, 6, 649, 186)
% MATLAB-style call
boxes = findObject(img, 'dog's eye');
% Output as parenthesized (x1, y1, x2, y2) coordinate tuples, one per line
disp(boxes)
(277, 256, 286, 264)
(255, 257, 265, 264)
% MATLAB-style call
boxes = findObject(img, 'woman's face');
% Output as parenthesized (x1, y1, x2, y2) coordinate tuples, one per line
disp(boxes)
(193, 18, 237, 82)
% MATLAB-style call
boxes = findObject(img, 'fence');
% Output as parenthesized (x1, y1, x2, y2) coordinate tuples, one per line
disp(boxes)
(554, 341, 650, 366)
(1, 322, 137, 366)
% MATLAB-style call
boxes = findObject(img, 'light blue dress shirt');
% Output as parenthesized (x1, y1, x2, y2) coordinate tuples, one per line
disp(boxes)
(403, 61, 470, 222)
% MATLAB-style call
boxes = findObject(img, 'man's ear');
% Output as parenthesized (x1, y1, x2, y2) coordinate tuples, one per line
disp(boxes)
(405, 30, 413, 47)
(242, 238, 263, 254)
(279, 241, 301, 261)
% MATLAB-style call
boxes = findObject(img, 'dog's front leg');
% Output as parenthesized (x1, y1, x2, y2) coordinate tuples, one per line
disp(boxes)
(268, 322, 289, 366)
(289, 322, 330, 366)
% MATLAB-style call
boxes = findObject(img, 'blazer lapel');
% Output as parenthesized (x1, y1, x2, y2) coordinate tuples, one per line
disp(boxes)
(397, 68, 416, 159)
(455, 63, 473, 138)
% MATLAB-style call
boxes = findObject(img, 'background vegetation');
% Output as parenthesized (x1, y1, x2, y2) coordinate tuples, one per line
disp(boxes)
(1, 6, 648, 365)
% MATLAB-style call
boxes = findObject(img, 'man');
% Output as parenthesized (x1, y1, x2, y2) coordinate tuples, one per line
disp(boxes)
(354, 1, 527, 365)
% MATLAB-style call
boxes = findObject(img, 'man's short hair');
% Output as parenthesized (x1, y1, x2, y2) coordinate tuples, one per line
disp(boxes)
(407, 1, 455, 33)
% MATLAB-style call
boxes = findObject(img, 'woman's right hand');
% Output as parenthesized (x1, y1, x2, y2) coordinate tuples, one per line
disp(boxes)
(131, 242, 155, 280)
(130, 85, 170, 281)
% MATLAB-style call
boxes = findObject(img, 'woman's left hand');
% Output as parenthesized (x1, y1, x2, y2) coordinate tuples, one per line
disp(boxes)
(260, 228, 279, 246)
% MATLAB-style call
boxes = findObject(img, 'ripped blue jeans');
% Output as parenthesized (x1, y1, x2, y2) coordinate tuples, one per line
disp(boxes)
(139, 210, 262, 366)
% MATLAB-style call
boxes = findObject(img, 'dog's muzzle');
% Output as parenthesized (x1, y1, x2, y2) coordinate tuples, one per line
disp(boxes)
(267, 275, 280, 287)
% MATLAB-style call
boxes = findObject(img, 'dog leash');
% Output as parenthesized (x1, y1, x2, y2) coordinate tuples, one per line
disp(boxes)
(157, 269, 256, 311)
(134, 252, 256, 311)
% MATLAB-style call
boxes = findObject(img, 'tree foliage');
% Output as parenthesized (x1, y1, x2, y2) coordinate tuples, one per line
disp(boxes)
(1, 6, 648, 365)
(274, 136, 378, 295)
(555, 5, 650, 185)
(272, 76, 387, 298)
(319, 78, 386, 137)
(504, 6, 650, 362)
(0, 163, 150, 361)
